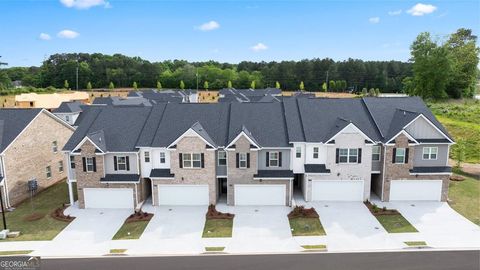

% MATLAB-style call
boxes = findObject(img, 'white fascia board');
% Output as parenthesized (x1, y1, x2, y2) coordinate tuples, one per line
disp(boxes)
(325, 123, 375, 144)
(403, 114, 454, 143)
(167, 128, 216, 149)
(386, 130, 419, 145)
(226, 131, 261, 149)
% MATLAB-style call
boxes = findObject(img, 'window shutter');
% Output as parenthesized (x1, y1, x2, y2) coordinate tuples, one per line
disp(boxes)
(92, 157, 97, 172)
(236, 153, 239, 168)
(279, 152, 282, 167)
(266, 151, 269, 167)
(247, 153, 250, 168)
(113, 156, 118, 171)
(335, 149, 339, 164)
(179, 154, 183, 168)
(358, 148, 362, 163)
(82, 157, 86, 172)
(405, 148, 409, 164)
(126, 156, 130, 171)
(201, 153, 205, 168)
(392, 148, 396, 163)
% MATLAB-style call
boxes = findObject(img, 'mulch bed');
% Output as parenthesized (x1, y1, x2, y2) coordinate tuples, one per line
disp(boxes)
(126, 211, 153, 223)
(450, 175, 466, 181)
(50, 205, 75, 222)
(364, 201, 399, 216)
(206, 205, 234, 220)
(24, 212, 46, 222)
(288, 206, 319, 219)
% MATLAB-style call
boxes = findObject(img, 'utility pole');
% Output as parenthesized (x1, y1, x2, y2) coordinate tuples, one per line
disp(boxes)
(325, 70, 329, 91)
(196, 68, 199, 91)
(76, 60, 79, 91)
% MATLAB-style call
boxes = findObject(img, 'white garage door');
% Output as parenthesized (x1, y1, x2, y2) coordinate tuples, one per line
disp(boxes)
(234, 184, 286, 206)
(312, 180, 364, 201)
(84, 188, 134, 209)
(157, 185, 209, 205)
(390, 180, 442, 201)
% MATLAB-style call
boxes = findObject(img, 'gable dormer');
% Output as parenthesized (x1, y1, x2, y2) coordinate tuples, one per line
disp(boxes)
(226, 125, 261, 150)
(167, 122, 217, 150)
(404, 114, 453, 143)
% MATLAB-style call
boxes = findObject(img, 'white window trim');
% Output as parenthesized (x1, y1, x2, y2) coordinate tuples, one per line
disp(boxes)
(86, 157, 94, 172)
(269, 151, 279, 167)
(182, 153, 202, 169)
(159, 152, 166, 164)
(58, 161, 64, 172)
(117, 156, 128, 171)
(338, 148, 359, 164)
(422, 147, 438, 160)
(46, 166, 52, 178)
(295, 147, 301, 158)
(395, 148, 406, 164)
(239, 153, 247, 169)
(52, 141, 58, 153)
(313, 147, 319, 159)
(144, 151, 150, 163)
(218, 151, 227, 166)
(70, 156, 75, 169)
(372, 145, 381, 161)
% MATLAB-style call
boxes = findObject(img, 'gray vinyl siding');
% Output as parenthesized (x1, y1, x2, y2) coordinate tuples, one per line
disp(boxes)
(215, 150, 227, 176)
(104, 153, 139, 174)
(413, 144, 449, 167)
(257, 149, 291, 170)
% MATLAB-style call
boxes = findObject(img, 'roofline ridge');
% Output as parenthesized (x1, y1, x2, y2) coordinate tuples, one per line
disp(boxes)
(134, 106, 156, 148)
(361, 97, 384, 139)
(149, 103, 169, 146)
(295, 98, 307, 142)
(280, 100, 291, 145)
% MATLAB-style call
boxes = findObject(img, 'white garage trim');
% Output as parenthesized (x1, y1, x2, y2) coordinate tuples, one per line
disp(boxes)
(234, 184, 286, 206)
(390, 180, 442, 201)
(84, 188, 134, 209)
(157, 184, 209, 205)
(311, 180, 364, 201)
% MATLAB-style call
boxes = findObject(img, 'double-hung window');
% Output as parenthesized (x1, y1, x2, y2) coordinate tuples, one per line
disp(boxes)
(239, 153, 247, 168)
(338, 148, 359, 164)
(86, 157, 95, 172)
(58, 161, 64, 172)
(295, 147, 301, 158)
(395, 148, 406, 164)
(313, 147, 319, 159)
(70, 156, 75, 169)
(422, 147, 438, 160)
(218, 151, 227, 166)
(372, 145, 381, 161)
(46, 166, 52, 178)
(269, 152, 279, 167)
(144, 151, 150, 163)
(52, 141, 58, 153)
(160, 152, 166, 163)
(183, 153, 202, 168)
(117, 156, 127, 171)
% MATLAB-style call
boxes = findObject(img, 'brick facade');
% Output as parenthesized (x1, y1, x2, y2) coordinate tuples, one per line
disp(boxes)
(382, 134, 449, 201)
(227, 136, 291, 206)
(3, 111, 73, 206)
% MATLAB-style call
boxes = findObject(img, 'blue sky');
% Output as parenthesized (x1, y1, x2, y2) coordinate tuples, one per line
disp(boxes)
(1, 0, 479, 67)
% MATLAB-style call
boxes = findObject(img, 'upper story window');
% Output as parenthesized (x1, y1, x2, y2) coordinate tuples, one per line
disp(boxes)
(295, 147, 301, 158)
(422, 147, 438, 160)
(394, 148, 407, 164)
(218, 151, 227, 166)
(117, 156, 128, 171)
(182, 153, 202, 168)
(239, 153, 248, 168)
(46, 166, 52, 178)
(86, 157, 95, 172)
(337, 148, 361, 164)
(144, 151, 150, 163)
(372, 145, 381, 161)
(58, 161, 64, 172)
(313, 147, 319, 159)
(160, 152, 166, 164)
(52, 141, 58, 153)
(65, 115, 70, 122)
(70, 156, 75, 169)
(269, 152, 279, 167)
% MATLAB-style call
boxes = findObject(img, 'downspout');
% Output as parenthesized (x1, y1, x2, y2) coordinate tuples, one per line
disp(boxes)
(381, 145, 387, 201)
(289, 178, 293, 207)
(134, 183, 139, 209)
(150, 178, 155, 206)
(65, 152, 74, 205)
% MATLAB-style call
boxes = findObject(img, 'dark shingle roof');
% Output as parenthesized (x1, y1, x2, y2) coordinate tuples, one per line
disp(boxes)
(304, 164, 331, 173)
(93, 97, 152, 106)
(0, 109, 42, 153)
(410, 166, 452, 174)
(100, 174, 140, 182)
(53, 101, 84, 113)
(254, 170, 294, 178)
(150, 169, 174, 178)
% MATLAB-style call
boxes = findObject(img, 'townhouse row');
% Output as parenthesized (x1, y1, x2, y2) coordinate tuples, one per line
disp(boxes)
(63, 97, 454, 209)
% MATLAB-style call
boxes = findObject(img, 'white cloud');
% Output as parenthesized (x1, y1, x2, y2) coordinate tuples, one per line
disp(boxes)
(251, 43, 268, 52)
(57, 29, 80, 39)
(60, 0, 110, 9)
(407, 3, 437, 16)
(39, 33, 51, 40)
(388, 9, 402, 16)
(196, 21, 220, 31)
(369, 17, 380, 24)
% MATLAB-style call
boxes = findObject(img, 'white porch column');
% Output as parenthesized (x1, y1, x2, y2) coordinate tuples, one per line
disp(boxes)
(67, 180, 74, 206)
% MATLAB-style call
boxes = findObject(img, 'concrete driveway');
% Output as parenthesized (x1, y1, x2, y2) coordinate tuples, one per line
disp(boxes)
(127, 204, 207, 255)
(33, 205, 132, 257)
(217, 204, 302, 253)
(306, 201, 405, 251)
(381, 201, 480, 248)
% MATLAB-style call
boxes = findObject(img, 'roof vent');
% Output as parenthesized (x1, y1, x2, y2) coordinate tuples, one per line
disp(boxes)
(403, 110, 406, 116)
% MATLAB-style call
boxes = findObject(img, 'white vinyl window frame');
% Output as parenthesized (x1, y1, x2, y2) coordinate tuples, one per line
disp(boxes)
(313, 147, 319, 159)
(218, 151, 227, 166)
(372, 145, 381, 161)
(159, 152, 166, 164)
(295, 146, 301, 158)
(239, 153, 247, 169)
(422, 147, 438, 160)
(58, 161, 64, 172)
(46, 166, 52, 179)
(144, 151, 150, 163)
(395, 148, 406, 164)
(338, 148, 358, 164)
(70, 155, 75, 169)
(183, 153, 201, 169)
(86, 157, 94, 172)
(117, 156, 128, 171)
(52, 141, 58, 153)
(269, 151, 279, 167)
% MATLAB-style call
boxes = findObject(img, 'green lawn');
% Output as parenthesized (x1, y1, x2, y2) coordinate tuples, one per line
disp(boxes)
(1, 181, 72, 241)
(112, 220, 150, 240)
(404, 241, 427, 247)
(0, 250, 33, 256)
(301, 245, 327, 250)
(289, 217, 326, 236)
(375, 214, 418, 233)
(204, 247, 225, 252)
(202, 219, 233, 238)
(448, 176, 480, 225)
(109, 249, 127, 254)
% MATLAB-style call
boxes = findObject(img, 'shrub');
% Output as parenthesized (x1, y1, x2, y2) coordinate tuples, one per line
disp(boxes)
(288, 206, 319, 219)
(206, 205, 234, 220)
